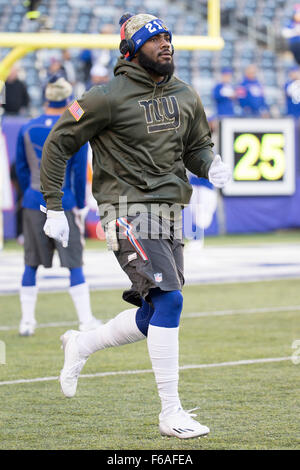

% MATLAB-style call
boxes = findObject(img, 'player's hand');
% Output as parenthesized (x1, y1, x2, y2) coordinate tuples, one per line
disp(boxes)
(43, 210, 70, 247)
(208, 154, 231, 188)
(73, 207, 89, 235)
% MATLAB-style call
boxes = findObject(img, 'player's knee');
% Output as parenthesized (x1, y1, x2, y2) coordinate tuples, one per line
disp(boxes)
(22, 265, 37, 286)
(69, 267, 85, 286)
(149, 289, 183, 328)
(166, 290, 183, 315)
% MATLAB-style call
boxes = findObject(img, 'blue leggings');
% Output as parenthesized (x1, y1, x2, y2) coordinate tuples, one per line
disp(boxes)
(135, 288, 183, 336)
(69, 267, 85, 287)
(22, 265, 37, 286)
(22, 265, 85, 287)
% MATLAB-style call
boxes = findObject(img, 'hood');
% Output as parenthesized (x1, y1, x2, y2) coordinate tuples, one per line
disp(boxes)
(114, 57, 173, 88)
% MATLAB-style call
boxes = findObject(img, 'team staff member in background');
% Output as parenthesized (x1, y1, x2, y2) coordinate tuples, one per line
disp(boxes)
(16, 75, 101, 336)
(236, 64, 269, 117)
(284, 65, 300, 119)
(282, 4, 300, 66)
(40, 13, 231, 439)
(213, 66, 236, 117)
(3, 65, 30, 116)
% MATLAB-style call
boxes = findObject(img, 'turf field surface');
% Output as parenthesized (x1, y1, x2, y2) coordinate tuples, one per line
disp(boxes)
(0, 280, 299, 450)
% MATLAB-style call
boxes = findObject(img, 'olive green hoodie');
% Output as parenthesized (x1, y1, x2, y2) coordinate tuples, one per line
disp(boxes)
(40, 58, 214, 222)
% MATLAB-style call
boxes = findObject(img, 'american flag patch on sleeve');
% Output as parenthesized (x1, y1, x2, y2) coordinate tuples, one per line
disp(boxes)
(68, 100, 85, 121)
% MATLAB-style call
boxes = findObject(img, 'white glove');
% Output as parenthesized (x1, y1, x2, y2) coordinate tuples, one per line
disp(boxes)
(73, 207, 89, 235)
(208, 154, 231, 188)
(43, 210, 70, 248)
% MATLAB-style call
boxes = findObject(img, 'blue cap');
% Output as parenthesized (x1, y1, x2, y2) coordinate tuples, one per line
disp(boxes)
(221, 66, 233, 74)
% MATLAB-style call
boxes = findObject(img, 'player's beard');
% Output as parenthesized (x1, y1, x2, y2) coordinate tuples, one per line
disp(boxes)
(138, 49, 175, 78)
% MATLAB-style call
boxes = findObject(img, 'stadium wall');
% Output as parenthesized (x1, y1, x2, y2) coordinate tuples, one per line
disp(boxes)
(2, 117, 300, 239)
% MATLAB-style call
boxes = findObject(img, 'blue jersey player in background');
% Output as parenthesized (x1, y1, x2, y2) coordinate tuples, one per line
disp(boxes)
(284, 65, 300, 119)
(236, 64, 269, 117)
(15, 75, 101, 336)
(213, 67, 236, 117)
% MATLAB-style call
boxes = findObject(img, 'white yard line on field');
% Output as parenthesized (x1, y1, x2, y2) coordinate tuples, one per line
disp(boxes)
(0, 356, 292, 387)
(184, 304, 300, 318)
(1, 304, 300, 331)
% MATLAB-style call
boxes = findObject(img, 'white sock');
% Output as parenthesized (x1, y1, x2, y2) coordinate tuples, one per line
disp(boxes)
(20, 285, 38, 324)
(69, 282, 94, 325)
(77, 308, 145, 357)
(147, 324, 182, 418)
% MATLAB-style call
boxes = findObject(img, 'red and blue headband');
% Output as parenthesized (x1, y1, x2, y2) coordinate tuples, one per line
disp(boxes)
(120, 17, 172, 61)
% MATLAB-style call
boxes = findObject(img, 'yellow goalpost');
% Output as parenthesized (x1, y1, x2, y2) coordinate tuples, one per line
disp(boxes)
(0, 0, 223, 249)
(0, 0, 223, 92)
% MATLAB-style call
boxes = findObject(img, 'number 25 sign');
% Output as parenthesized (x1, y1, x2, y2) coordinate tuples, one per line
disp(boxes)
(220, 119, 296, 196)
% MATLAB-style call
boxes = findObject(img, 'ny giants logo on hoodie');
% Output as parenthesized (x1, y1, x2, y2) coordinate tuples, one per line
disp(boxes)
(139, 96, 180, 133)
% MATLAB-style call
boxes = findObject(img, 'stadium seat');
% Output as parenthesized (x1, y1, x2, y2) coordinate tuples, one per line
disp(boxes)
(0, 0, 290, 115)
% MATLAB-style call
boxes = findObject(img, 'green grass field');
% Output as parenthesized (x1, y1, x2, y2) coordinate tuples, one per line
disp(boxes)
(0, 278, 299, 450)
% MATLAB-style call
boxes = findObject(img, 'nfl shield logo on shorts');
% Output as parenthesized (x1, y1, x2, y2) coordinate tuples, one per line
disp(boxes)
(154, 272, 163, 283)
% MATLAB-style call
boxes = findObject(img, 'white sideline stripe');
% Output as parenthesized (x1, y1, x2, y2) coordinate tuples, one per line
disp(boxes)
(0, 357, 292, 386)
(185, 304, 300, 318)
(1, 304, 300, 331)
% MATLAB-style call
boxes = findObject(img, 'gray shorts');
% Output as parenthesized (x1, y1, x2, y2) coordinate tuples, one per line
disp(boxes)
(111, 213, 184, 304)
(23, 208, 83, 268)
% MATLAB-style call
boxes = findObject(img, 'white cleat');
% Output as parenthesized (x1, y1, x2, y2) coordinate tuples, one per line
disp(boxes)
(19, 320, 37, 336)
(79, 317, 102, 332)
(159, 408, 210, 439)
(59, 329, 88, 398)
